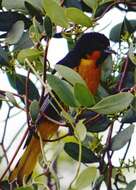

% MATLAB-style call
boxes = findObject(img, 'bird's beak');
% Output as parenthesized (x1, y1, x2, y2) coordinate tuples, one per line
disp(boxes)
(104, 46, 117, 54)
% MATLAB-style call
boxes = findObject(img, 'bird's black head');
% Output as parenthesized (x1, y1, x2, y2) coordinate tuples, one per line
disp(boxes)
(75, 32, 110, 55)
(57, 32, 112, 68)
(74, 32, 111, 65)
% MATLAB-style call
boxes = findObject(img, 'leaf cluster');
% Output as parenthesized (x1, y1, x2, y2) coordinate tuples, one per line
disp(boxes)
(0, 0, 136, 190)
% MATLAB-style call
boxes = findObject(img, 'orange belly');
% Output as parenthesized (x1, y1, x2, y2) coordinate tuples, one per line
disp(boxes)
(74, 59, 101, 95)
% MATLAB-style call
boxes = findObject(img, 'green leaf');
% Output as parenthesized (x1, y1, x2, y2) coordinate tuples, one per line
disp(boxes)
(0, 180, 17, 190)
(102, 0, 113, 3)
(97, 85, 109, 98)
(25, 1, 43, 23)
(0, 0, 2, 9)
(2, 0, 42, 10)
(94, 1, 112, 18)
(74, 83, 95, 107)
(29, 18, 43, 42)
(43, 16, 52, 38)
(73, 167, 97, 189)
(14, 32, 33, 51)
(123, 17, 134, 34)
(101, 55, 113, 82)
(0, 99, 2, 109)
(79, 111, 111, 132)
(109, 20, 136, 42)
(0, 11, 31, 31)
(16, 75, 40, 101)
(65, 7, 92, 27)
(0, 46, 9, 66)
(6, 92, 18, 106)
(75, 120, 87, 141)
(93, 175, 104, 189)
(64, 142, 99, 163)
(87, 118, 110, 132)
(81, 1, 92, 13)
(7, 73, 40, 102)
(17, 48, 43, 62)
(16, 187, 33, 190)
(27, 0, 42, 10)
(2, 0, 25, 10)
(63, 136, 78, 144)
(47, 74, 77, 107)
(32, 184, 38, 190)
(55, 64, 86, 86)
(67, 37, 76, 51)
(5, 20, 24, 44)
(83, 0, 98, 12)
(128, 44, 136, 65)
(64, 0, 82, 9)
(91, 92, 134, 115)
(29, 100, 40, 121)
(121, 108, 136, 123)
(42, 0, 68, 28)
(126, 180, 136, 190)
(111, 124, 135, 151)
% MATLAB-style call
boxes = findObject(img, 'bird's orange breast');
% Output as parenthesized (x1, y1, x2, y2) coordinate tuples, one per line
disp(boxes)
(74, 59, 101, 95)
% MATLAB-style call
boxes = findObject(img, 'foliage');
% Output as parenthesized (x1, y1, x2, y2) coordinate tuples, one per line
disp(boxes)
(0, 0, 136, 190)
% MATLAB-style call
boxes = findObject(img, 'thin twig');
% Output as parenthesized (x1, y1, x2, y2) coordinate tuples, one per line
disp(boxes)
(0, 89, 31, 111)
(40, 38, 50, 106)
(1, 105, 12, 143)
(40, 111, 66, 126)
(118, 57, 129, 91)
(0, 89, 26, 102)
(6, 123, 27, 154)
(42, 133, 69, 142)
(120, 139, 132, 167)
(25, 69, 31, 129)
(0, 127, 29, 182)
(0, 104, 12, 171)
(1, 144, 10, 169)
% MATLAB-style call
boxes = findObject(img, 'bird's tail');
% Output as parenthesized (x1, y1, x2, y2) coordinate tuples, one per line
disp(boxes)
(9, 120, 59, 185)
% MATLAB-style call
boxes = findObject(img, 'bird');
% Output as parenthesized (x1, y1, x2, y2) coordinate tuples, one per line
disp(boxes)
(9, 32, 114, 185)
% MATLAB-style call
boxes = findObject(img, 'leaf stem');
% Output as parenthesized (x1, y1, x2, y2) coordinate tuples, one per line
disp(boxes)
(106, 123, 114, 190)
(68, 136, 82, 189)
